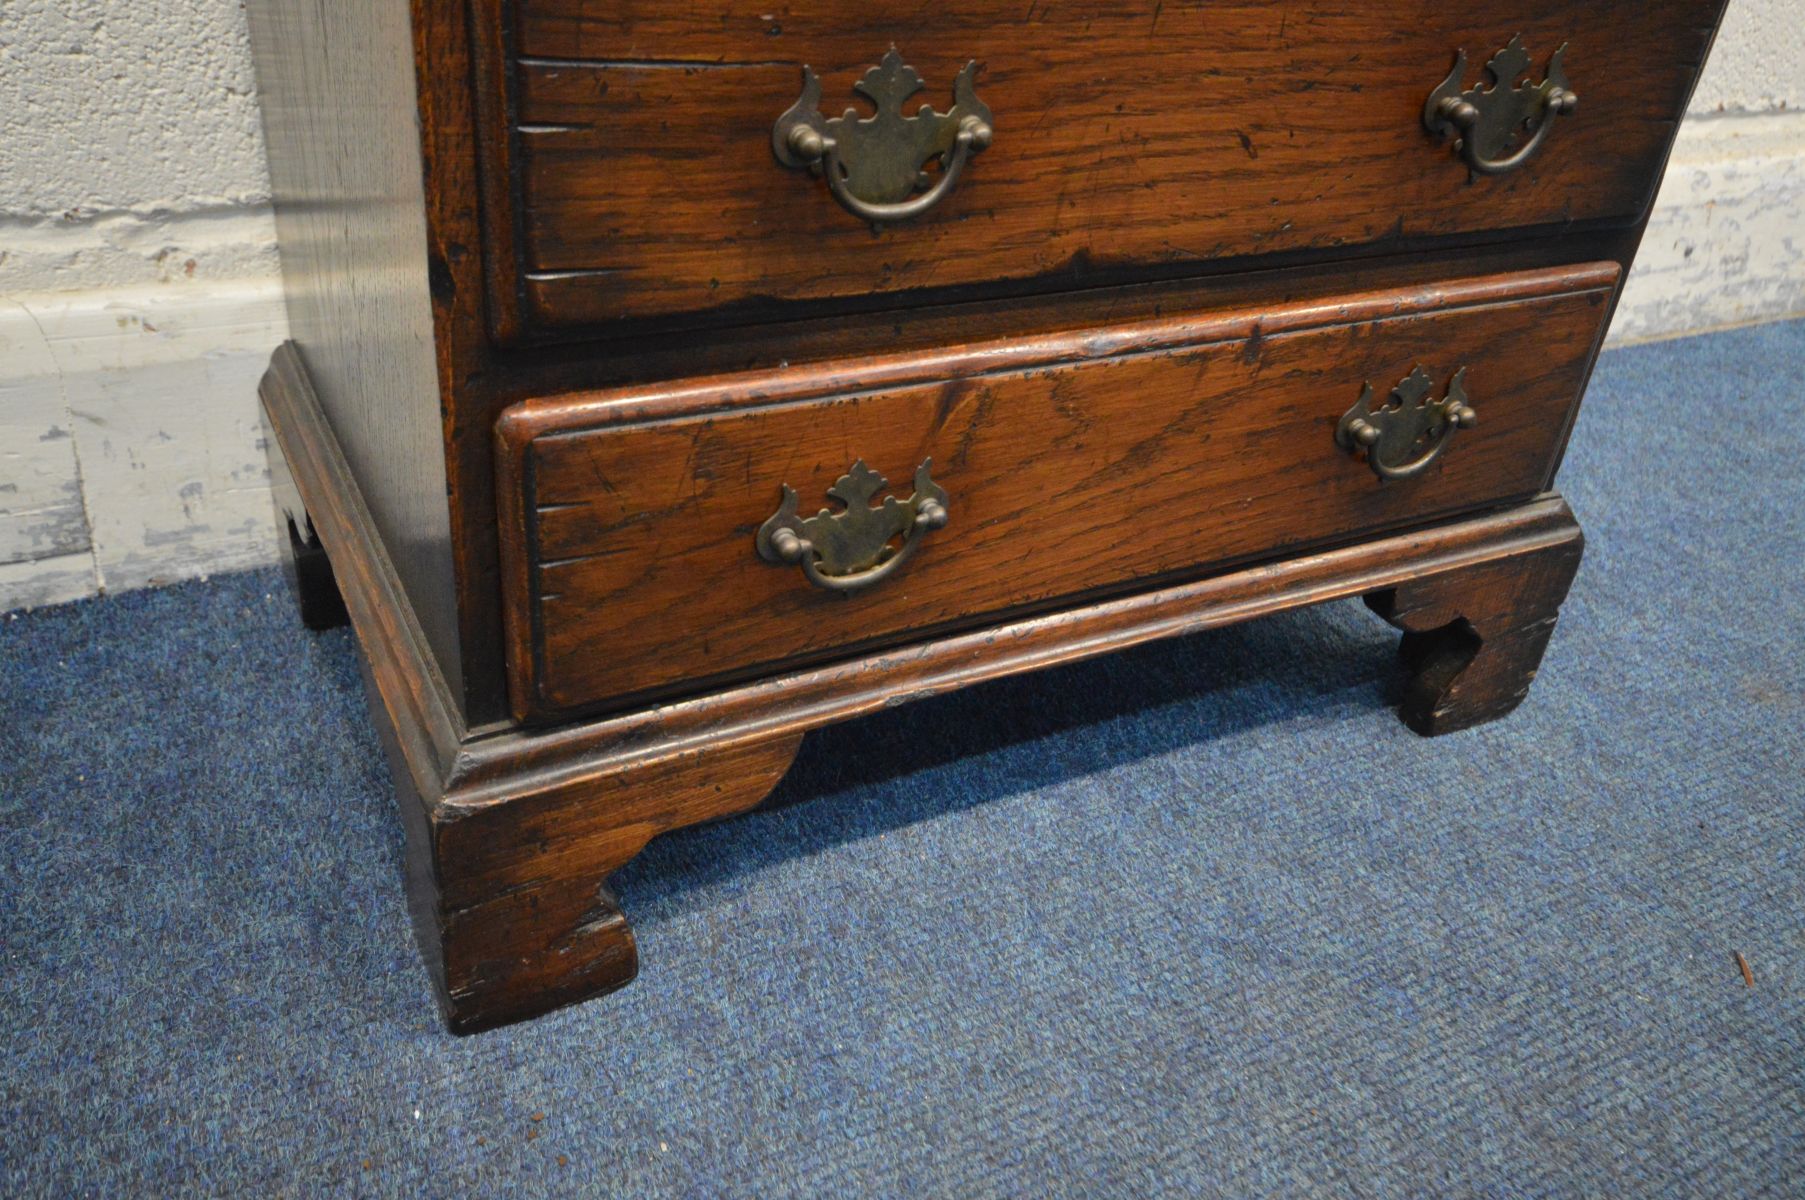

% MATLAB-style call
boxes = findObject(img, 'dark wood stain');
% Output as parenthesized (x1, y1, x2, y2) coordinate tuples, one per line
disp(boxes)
(245, 0, 466, 703)
(243, 0, 1727, 1029)
(492, 0, 1720, 334)
(267, 339, 1594, 1030)
(497, 265, 1616, 719)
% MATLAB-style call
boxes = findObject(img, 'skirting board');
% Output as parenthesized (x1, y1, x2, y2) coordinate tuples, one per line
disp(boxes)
(0, 279, 289, 610)
(1610, 112, 1805, 346)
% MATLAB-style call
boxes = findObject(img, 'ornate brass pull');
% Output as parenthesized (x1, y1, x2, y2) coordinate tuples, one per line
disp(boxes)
(773, 49, 993, 225)
(757, 459, 950, 593)
(1337, 367, 1478, 482)
(1424, 36, 1577, 176)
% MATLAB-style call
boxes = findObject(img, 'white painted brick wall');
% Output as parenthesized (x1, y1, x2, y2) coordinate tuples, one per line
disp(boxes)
(0, 0, 278, 288)
(2, 0, 285, 608)
(1, 0, 1801, 610)
(1615, 0, 1805, 344)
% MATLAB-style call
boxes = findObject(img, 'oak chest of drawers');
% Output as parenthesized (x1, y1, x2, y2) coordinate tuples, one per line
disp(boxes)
(247, 0, 1728, 1030)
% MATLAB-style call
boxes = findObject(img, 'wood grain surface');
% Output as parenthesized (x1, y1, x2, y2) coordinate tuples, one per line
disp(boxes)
(246, 0, 1724, 1028)
(271, 313, 1589, 1027)
(245, 0, 467, 702)
(497, 264, 1616, 719)
(498, 0, 1721, 332)
(1367, 529, 1585, 735)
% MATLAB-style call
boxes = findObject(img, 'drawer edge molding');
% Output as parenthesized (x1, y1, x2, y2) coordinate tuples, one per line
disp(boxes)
(496, 263, 1619, 443)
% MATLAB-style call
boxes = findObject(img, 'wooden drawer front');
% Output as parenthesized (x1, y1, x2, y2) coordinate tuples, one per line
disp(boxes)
(496, 265, 1617, 719)
(496, 1, 1715, 335)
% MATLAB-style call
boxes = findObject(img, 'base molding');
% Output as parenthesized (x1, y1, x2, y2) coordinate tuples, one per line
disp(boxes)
(260, 341, 1585, 1032)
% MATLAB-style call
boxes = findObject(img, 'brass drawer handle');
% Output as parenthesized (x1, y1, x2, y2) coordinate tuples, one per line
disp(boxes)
(1337, 367, 1478, 482)
(773, 49, 993, 225)
(757, 459, 949, 593)
(1425, 36, 1577, 176)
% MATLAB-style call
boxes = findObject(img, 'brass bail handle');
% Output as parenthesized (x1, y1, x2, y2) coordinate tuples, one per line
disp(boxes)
(756, 459, 950, 594)
(1424, 36, 1577, 176)
(773, 49, 994, 224)
(1337, 367, 1479, 483)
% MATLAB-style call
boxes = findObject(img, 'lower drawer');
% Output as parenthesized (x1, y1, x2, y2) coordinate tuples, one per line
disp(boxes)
(497, 263, 1617, 720)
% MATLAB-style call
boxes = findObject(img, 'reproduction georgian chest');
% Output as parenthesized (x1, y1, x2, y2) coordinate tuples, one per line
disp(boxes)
(246, 0, 1729, 1030)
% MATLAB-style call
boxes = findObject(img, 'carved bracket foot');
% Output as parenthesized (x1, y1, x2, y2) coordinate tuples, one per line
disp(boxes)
(262, 392, 349, 631)
(281, 509, 350, 631)
(425, 731, 805, 1033)
(1364, 514, 1584, 736)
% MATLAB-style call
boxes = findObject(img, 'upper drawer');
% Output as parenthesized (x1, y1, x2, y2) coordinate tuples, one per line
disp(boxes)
(484, 1, 1720, 337)
(495, 263, 1618, 721)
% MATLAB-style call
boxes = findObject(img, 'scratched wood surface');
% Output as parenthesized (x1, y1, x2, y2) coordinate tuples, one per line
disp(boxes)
(495, 265, 1616, 719)
(500, 0, 1721, 333)
(246, 0, 469, 703)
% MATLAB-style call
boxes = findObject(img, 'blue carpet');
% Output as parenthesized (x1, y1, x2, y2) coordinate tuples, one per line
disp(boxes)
(2, 319, 1801, 1196)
